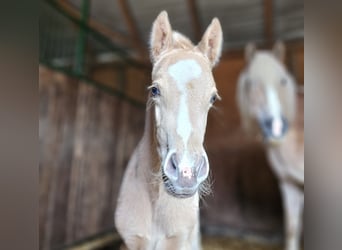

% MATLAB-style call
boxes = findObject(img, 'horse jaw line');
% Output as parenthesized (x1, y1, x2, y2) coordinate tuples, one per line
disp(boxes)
(168, 59, 202, 168)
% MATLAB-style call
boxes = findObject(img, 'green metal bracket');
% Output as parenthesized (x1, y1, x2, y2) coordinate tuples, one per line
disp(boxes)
(74, 0, 90, 76)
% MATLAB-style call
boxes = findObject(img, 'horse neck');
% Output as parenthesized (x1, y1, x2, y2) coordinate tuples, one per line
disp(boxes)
(266, 124, 302, 158)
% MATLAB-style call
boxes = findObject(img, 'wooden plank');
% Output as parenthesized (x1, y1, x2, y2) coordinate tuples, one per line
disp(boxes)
(39, 69, 56, 250)
(40, 66, 146, 249)
(51, 76, 78, 246)
(39, 68, 79, 249)
(67, 84, 104, 240)
(187, 0, 202, 41)
(65, 231, 121, 250)
(64, 82, 146, 243)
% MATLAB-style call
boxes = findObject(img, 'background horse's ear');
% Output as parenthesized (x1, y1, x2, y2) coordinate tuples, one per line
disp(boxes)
(197, 18, 223, 68)
(273, 41, 286, 62)
(150, 11, 173, 63)
(245, 42, 256, 63)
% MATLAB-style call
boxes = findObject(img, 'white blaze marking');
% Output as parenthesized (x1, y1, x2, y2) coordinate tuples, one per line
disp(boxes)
(272, 117, 283, 137)
(267, 88, 281, 118)
(267, 88, 283, 136)
(168, 59, 201, 146)
(168, 59, 202, 169)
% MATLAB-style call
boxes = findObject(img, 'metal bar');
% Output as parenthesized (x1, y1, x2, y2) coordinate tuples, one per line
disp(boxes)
(74, 0, 90, 75)
(46, 0, 150, 69)
(56, 0, 139, 52)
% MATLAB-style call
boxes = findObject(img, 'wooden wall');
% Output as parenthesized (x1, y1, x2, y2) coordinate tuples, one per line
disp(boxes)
(39, 42, 303, 249)
(39, 66, 145, 249)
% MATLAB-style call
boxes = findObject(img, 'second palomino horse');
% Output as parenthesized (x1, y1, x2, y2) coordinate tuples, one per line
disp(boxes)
(115, 11, 223, 250)
(237, 42, 304, 250)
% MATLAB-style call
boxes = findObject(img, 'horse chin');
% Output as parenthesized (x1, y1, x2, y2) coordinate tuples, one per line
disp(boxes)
(162, 174, 197, 198)
(264, 135, 285, 145)
(166, 188, 196, 198)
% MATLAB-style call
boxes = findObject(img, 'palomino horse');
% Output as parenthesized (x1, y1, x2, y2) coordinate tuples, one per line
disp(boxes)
(236, 42, 304, 250)
(115, 11, 223, 250)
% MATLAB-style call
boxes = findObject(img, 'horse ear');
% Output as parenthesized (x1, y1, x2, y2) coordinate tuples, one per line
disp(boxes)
(273, 41, 286, 62)
(150, 11, 173, 63)
(197, 18, 223, 68)
(245, 42, 256, 63)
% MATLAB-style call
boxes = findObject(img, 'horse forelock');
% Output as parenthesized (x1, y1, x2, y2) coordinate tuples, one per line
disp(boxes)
(248, 52, 286, 82)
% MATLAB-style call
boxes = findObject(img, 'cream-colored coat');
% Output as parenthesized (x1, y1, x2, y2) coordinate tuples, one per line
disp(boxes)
(115, 11, 223, 250)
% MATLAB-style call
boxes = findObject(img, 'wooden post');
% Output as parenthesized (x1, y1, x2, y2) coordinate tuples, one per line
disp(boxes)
(187, 0, 202, 41)
(263, 0, 273, 48)
(118, 0, 148, 60)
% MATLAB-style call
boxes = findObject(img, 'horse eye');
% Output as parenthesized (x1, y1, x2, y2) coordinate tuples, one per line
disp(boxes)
(210, 94, 217, 104)
(151, 86, 160, 97)
(281, 78, 287, 86)
(245, 79, 252, 91)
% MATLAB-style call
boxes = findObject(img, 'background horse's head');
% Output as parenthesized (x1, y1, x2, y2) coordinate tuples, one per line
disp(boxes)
(237, 42, 296, 144)
(149, 11, 222, 198)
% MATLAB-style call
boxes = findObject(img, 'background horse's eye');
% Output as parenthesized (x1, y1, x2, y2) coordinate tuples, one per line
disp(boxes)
(151, 86, 160, 97)
(280, 78, 287, 86)
(210, 94, 217, 104)
(245, 79, 252, 91)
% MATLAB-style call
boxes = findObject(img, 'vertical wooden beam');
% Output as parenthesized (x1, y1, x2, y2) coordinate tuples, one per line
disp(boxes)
(117, 0, 148, 60)
(263, 0, 274, 47)
(187, 0, 202, 41)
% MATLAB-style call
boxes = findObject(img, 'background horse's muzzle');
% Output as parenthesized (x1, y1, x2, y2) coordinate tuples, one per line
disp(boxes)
(259, 115, 288, 143)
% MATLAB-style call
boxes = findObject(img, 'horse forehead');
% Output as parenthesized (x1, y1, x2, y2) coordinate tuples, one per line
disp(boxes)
(249, 53, 285, 82)
(168, 59, 203, 84)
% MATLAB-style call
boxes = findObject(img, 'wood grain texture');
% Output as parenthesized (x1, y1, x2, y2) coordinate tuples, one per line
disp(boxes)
(39, 66, 145, 249)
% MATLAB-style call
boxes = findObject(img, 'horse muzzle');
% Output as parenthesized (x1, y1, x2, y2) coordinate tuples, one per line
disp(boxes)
(162, 151, 209, 198)
(259, 115, 288, 144)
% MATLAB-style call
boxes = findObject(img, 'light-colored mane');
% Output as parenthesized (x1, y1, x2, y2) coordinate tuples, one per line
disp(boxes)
(115, 11, 222, 250)
(236, 42, 304, 250)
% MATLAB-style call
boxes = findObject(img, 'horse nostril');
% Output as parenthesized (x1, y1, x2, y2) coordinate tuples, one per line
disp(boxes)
(265, 118, 273, 129)
(197, 156, 208, 182)
(182, 167, 193, 179)
(259, 117, 274, 138)
(164, 153, 179, 180)
(171, 154, 178, 170)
